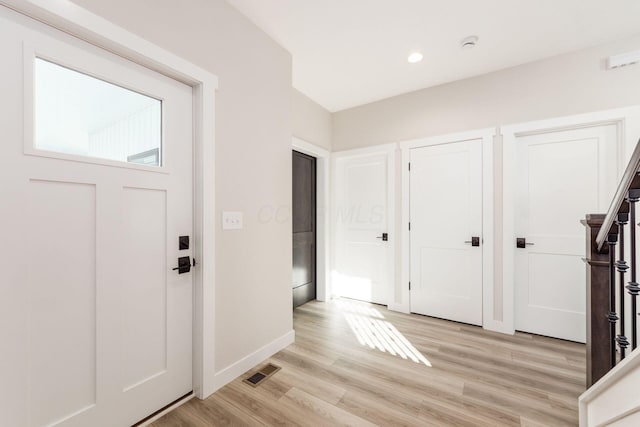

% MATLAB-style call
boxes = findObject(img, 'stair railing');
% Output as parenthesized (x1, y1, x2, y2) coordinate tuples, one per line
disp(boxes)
(584, 139, 640, 386)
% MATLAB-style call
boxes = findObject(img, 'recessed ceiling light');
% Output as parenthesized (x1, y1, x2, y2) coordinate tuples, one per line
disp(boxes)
(408, 52, 423, 63)
(461, 35, 479, 50)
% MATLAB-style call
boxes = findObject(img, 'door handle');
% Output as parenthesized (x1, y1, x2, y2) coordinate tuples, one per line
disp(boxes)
(516, 237, 535, 248)
(376, 233, 388, 241)
(464, 236, 480, 247)
(172, 256, 191, 274)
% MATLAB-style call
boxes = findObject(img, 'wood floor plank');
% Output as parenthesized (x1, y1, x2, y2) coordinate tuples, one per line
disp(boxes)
(420, 390, 521, 427)
(270, 351, 428, 417)
(280, 387, 377, 427)
(160, 394, 265, 427)
(331, 357, 465, 397)
(336, 390, 427, 427)
(152, 299, 585, 426)
(462, 382, 577, 426)
(269, 366, 347, 405)
(148, 410, 197, 427)
(418, 396, 502, 427)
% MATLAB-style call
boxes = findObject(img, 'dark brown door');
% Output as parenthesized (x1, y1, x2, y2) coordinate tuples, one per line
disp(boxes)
(292, 150, 316, 308)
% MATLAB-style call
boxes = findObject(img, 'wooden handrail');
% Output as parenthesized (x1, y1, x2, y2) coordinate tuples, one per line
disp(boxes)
(586, 138, 640, 387)
(596, 139, 640, 250)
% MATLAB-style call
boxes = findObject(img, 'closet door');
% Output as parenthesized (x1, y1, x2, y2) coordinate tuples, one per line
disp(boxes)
(514, 125, 618, 342)
(293, 150, 317, 308)
(409, 140, 484, 326)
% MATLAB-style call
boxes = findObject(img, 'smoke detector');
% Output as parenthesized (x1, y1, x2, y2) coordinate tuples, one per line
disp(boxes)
(461, 35, 479, 50)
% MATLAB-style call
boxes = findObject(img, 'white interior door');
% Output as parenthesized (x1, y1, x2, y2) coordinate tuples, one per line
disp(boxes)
(514, 125, 618, 342)
(333, 151, 393, 305)
(0, 8, 193, 427)
(409, 140, 483, 326)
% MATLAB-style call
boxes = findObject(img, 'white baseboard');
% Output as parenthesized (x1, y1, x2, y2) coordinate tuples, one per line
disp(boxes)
(210, 329, 295, 393)
(483, 319, 515, 335)
(387, 302, 410, 314)
(387, 304, 514, 334)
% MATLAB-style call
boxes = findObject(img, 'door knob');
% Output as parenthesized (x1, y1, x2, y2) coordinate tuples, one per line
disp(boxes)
(516, 237, 535, 248)
(376, 233, 388, 241)
(172, 256, 191, 274)
(464, 236, 480, 247)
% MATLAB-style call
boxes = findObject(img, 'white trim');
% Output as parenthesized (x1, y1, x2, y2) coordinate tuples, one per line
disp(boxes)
(292, 137, 331, 301)
(579, 348, 640, 427)
(332, 142, 398, 157)
(211, 330, 295, 391)
(1, 0, 219, 401)
(599, 407, 640, 427)
(502, 106, 640, 337)
(394, 145, 411, 314)
(481, 131, 496, 332)
(501, 128, 517, 335)
(331, 143, 397, 305)
(398, 128, 496, 328)
(0, 0, 218, 87)
(292, 136, 330, 158)
(398, 128, 495, 151)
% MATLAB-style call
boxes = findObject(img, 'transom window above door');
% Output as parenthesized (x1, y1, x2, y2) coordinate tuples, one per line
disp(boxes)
(34, 57, 163, 167)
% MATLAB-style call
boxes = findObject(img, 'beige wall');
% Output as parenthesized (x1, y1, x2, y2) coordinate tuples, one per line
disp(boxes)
(73, 0, 293, 371)
(292, 88, 332, 150)
(333, 35, 640, 150)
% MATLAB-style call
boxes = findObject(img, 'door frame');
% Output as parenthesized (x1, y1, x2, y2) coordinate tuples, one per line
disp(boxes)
(502, 106, 640, 336)
(292, 137, 330, 301)
(398, 128, 495, 328)
(1, 0, 220, 400)
(331, 143, 397, 305)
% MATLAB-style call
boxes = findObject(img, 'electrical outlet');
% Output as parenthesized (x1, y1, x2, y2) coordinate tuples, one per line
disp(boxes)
(222, 211, 243, 230)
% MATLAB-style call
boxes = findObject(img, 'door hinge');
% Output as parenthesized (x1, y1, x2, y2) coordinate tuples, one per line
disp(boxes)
(408, 162, 411, 171)
(408, 222, 411, 231)
(409, 281, 411, 291)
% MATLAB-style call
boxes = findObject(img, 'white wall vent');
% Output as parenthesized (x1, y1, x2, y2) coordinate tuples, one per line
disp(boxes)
(607, 50, 640, 69)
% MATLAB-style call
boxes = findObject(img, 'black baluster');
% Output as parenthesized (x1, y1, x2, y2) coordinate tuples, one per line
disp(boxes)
(616, 213, 630, 360)
(628, 189, 640, 350)
(607, 232, 619, 368)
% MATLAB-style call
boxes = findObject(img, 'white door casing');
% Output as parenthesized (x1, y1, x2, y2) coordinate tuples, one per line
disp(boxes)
(409, 140, 484, 326)
(0, 8, 197, 426)
(332, 145, 395, 306)
(513, 125, 618, 342)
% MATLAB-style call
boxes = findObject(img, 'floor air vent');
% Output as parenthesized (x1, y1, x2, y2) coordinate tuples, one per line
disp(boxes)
(243, 363, 281, 387)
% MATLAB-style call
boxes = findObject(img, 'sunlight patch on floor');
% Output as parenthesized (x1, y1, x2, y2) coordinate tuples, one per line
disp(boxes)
(337, 300, 432, 367)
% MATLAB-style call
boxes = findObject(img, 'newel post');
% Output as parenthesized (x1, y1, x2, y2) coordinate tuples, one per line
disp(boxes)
(583, 214, 611, 387)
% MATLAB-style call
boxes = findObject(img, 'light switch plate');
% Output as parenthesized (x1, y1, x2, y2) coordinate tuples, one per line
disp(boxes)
(222, 211, 243, 230)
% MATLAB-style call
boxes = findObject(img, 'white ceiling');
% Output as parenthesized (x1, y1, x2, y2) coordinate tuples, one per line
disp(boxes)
(225, 0, 640, 112)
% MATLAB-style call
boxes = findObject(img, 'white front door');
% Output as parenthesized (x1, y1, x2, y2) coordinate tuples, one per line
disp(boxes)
(514, 125, 618, 342)
(333, 151, 393, 305)
(0, 8, 193, 427)
(409, 140, 483, 326)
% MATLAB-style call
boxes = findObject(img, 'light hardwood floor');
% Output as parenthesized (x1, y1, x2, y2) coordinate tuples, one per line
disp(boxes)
(152, 298, 586, 426)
